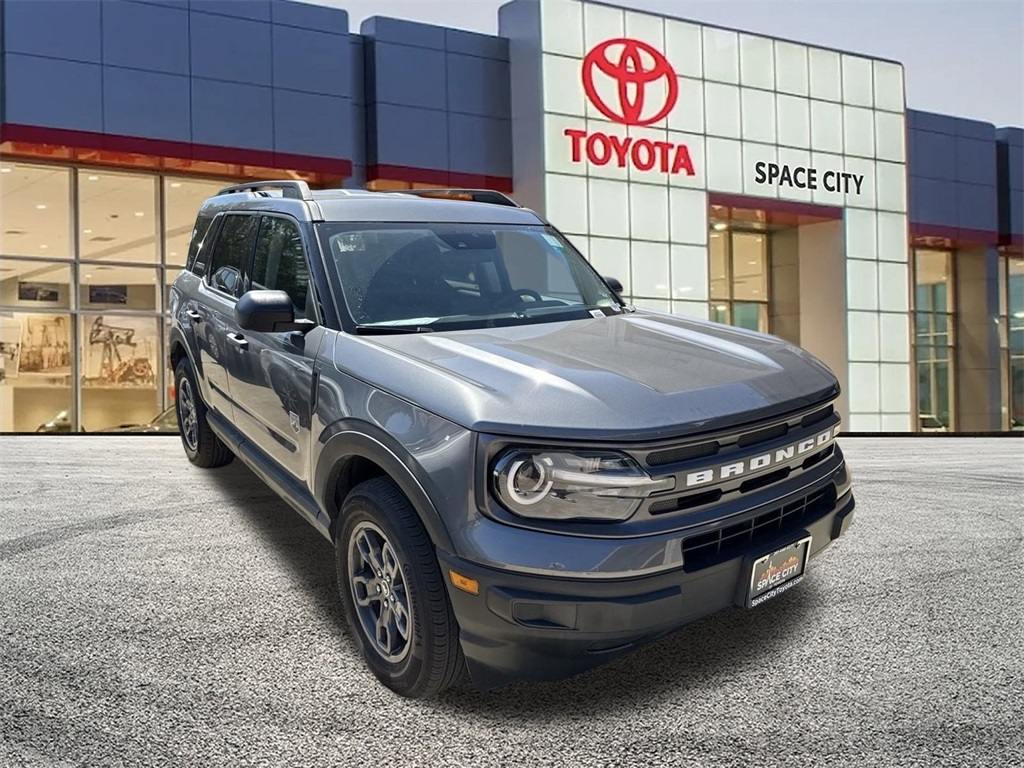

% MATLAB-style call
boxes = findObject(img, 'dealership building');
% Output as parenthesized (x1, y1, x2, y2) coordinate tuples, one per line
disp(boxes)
(0, 0, 1021, 434)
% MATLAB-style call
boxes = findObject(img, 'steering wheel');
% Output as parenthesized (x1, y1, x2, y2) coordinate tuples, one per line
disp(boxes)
(501, 288, 544, 305)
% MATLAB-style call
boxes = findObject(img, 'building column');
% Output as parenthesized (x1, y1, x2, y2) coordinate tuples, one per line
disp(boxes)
(955, 246, 1002, 430)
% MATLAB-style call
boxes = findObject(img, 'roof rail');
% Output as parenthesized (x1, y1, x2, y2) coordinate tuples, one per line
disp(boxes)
(217, 180, 313, 201)
(389, 189, 521, 208)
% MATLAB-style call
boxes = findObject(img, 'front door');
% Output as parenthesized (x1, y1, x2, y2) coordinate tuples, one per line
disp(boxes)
(194, 213, 259, 419)
(226, 214, 322, 485)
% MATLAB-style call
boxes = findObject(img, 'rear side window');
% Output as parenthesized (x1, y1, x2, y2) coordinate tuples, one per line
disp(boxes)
(185, 210, 215, 273)
(206, 214, 257, 297)
(251, 216, 311, 317)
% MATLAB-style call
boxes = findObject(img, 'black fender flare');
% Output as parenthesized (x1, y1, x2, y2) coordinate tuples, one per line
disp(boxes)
(314, 421, 456, 553)
(168, 324, 200, 376)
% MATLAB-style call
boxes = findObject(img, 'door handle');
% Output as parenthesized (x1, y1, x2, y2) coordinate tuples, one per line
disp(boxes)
(227, 332, 248, 350)
(185, 309, 201, 322)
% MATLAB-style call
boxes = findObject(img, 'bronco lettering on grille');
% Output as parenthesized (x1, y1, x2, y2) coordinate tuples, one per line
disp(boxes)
(684, 427, 837, 488)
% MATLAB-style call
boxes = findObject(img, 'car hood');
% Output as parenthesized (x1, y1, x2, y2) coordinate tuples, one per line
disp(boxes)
(335, 312, 840, 442)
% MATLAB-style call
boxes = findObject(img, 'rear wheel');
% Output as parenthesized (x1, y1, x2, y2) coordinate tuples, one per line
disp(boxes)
(336, 477, 464, 698)
(174, 357, 233, 468)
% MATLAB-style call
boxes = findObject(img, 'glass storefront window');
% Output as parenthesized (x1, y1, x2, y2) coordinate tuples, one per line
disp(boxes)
(0, 162, 72, 259)
(79, 265, 160, 312)
(79, 313, 161, 432)
(164, 177, 231, 268)
(730, 232, 768, 301)
(707, 226, 770, 333)
(0, 311, 74, 432)
(913, 248, 956, 431)
(0, 160, 241, 432)
(0, 259, 73, 311)
(1001, 255, 1024, 430)
(79, 170, 158, 264)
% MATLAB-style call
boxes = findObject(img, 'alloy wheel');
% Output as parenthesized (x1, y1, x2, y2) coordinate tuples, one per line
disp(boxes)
(178, 377, 199, 452)
(348, 521, 413, 663)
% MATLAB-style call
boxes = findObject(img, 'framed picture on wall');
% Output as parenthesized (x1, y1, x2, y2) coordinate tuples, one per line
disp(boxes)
(89, 285, 128, 305)
(0, 315, 24, 382)
(82, 315, 157, 389)
(18, 282, 60, 302)
(17, 313, 71, 382)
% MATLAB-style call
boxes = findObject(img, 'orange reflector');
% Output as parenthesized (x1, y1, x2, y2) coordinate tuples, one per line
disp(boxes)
(449, 570, 479, 595)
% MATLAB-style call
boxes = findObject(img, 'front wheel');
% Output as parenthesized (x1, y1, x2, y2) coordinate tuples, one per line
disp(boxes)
(336, 477, 465, 698)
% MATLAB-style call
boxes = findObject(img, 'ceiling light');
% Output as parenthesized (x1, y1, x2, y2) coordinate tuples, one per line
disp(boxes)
(85, 274, 92, 279)
(39, 244, 48, 250)
(35, 204, 47, 210)
(170, 182, 182, 188)
(83, 229, 93, 234)
(87, 175, 99, 181)
(1014, 311, 1024, 319)
(748, 260, 757, 265)
(712, 222, 728, 231)
(134, 211, 145, 217)
(170, 251, 178, 257)
(0, 168, 10, 173)
(715, 304, 727, 312)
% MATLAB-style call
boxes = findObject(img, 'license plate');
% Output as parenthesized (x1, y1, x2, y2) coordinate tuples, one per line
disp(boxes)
(746, 535, 812, 608)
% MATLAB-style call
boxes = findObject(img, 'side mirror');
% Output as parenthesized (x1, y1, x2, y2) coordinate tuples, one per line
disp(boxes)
(235, 290, 315, 334)
(604, 276, 624, 294)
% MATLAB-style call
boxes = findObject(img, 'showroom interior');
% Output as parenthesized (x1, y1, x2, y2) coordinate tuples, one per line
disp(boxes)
(0, 0, 1020, 434)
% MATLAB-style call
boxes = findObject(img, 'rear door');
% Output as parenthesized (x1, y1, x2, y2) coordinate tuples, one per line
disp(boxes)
(225, 213, 322, 484)
(193, 212, 259, 420)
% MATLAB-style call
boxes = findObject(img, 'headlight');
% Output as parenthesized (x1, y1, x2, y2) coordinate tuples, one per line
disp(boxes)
(491, 449, 675, 522)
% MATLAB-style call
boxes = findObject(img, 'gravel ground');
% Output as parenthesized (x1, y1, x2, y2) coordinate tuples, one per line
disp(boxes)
(0, 436, 1021, 767)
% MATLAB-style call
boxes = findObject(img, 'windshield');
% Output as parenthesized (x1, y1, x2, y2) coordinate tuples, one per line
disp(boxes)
(315, 222, 623, 332)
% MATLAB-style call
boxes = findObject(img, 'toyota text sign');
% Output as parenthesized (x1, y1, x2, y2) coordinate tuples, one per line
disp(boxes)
(564, 38, 696, 177)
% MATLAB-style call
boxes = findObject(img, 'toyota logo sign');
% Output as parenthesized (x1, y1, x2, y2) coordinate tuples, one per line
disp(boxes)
(581, 38, 679, 126)
(563, 38, 696, 177)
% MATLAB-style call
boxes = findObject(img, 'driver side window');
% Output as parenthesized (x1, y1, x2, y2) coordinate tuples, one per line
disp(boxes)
(252, 216, 313, 319)
(207, 214, 258, 297)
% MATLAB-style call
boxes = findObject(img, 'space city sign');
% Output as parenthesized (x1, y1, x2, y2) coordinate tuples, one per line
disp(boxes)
(562, 38, 697, 177)
(754, 162, 865, 195)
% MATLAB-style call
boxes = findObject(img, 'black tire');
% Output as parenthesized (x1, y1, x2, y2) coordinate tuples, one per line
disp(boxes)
(174, 356, 233, 469)
(336, 477, 465, 699)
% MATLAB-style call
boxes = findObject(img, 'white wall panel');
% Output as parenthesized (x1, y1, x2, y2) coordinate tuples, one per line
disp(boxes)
(629, 183, 669, 241)
(587, 178, 630, 238)
(702, 27, 739, 83)
(705, 137, 743, 193)
(705, 82, 741, 138)
(741, 87, 776, 144)
(668, 187, 708, 244)
(541, 0, 583, 57)
(545, 174, 589, 235)
(774, 41, 809, 96)
(588, 237, 631, 293)
(841, 54, 874, 107)
(631, 241, 671, 298)
(808, 48, 841, 102)
(671, 244, 709, 301)
(664, 19, 703, 79)
(739, 34, 774, 90)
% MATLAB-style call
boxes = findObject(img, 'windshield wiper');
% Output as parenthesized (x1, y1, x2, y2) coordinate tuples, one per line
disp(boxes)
(354, 324, 435, 335)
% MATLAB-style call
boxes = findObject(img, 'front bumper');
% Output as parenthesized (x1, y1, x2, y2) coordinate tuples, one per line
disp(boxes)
(439, 486, 855, 691)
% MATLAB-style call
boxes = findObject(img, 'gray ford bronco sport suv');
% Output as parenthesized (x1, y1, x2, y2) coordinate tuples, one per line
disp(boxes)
(169, 180, 855, 699)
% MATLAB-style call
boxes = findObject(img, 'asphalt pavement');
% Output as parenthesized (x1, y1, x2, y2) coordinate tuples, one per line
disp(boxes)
(0, 436, 1021, 767)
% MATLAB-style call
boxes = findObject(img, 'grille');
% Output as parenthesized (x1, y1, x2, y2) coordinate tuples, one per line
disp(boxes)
(801, 404, 834, 428)
(648, 444, 836, 517)
(737, 422, 789, 447)
(647, 441, 719, 467)
(681, 484, 837, 572)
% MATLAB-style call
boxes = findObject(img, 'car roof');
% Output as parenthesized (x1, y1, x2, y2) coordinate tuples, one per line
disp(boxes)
(200, 185, 548, 226)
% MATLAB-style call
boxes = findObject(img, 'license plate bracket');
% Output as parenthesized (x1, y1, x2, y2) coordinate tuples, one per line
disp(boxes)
(744, 535, 812, 608)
